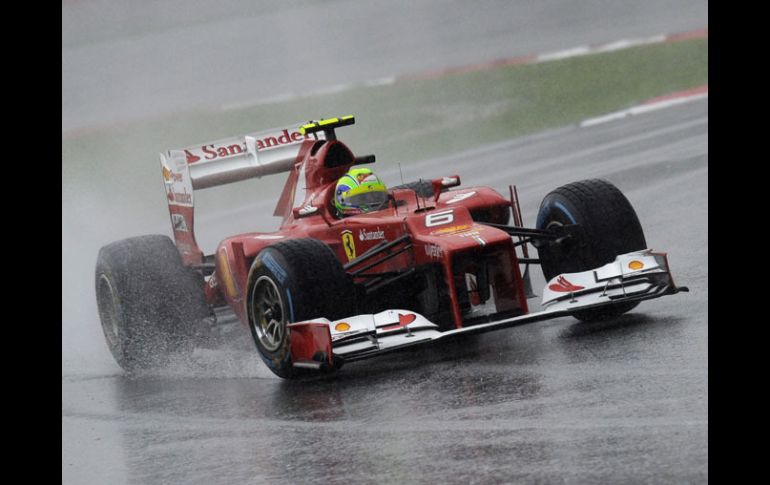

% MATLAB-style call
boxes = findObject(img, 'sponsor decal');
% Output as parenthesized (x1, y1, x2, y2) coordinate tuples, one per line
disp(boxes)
(298, 205, 318, 216)
(253, 234, 285, 240)
(185, 130, 309, 164)
(441, 176, 459, 186)
(262, 252, 288, 284)
(341, 230, 356, 261)
(331, 326, 370, 342)
(161, 165, 183, 184)
(383, 313, 418, 331)
(334, 322, 351, 332)
(430, 224, 471, 236)
(201, 143, 245, 160)
(446, 191, 476, 204)
(177, 242, 193, 254)
(207, 275, 218, 290)
(548, 276, 585, 293)
(171, 213, 189, 232)
(167, 187, 193, 206)
(357, 173, 378, 183)
(359, 227, 385, 241)
(448, 229, 487, 246)
(424, 244, 443, 259)
(260, 253, 288, 284)
(184, 150, 200, 163)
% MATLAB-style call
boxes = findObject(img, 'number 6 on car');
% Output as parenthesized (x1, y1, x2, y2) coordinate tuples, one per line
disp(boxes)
(425, 209, 454, 227)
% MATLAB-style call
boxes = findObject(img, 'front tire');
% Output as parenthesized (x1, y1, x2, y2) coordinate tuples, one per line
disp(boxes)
(246, 239, 354, 378)
(95, 235, 211, 371)
(535, 179, 647, 321)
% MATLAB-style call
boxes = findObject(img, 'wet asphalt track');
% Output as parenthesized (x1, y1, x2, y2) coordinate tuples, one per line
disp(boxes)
(62, 100, 708, 484)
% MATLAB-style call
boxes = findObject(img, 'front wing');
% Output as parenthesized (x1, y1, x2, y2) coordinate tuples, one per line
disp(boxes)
(288, 250, 688, 370)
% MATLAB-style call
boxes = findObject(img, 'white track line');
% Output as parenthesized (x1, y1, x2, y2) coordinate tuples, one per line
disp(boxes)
(219, 29, 707, 111)
(536, 46, 591, 62)
(580, 91, 708, 128)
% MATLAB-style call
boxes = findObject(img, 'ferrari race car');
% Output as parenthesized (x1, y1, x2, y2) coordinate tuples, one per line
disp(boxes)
(95, 116, 688, 377)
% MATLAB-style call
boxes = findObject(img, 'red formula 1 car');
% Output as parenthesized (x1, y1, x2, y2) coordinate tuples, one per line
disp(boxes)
(95, 116, 688, 377)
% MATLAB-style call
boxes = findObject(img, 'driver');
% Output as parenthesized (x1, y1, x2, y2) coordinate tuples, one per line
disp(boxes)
(334, 168, 389, 217)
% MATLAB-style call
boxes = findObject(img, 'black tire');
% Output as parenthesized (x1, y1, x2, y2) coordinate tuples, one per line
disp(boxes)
(95, 235, 211, 371)
(535, 179, 647, 321)
(246, 238, 354, 378)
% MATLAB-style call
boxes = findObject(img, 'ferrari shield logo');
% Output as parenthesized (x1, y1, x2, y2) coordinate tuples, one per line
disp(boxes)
(341, 230, 356, 261)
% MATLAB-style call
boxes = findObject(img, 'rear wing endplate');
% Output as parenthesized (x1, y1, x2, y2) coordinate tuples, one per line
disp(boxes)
(159, 123, 325, 264)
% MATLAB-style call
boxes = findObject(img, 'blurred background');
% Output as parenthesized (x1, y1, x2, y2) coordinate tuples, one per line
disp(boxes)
(63, 0, 707, 375)
(63, 2, 707, 483)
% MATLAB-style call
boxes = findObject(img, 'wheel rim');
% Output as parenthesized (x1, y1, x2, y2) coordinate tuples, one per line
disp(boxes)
(250, 276, 286, 352)
(97, 274, 120, 349)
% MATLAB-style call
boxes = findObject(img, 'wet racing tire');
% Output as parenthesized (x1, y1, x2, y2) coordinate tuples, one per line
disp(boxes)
(95, 235, 211, 371)
(535, 179, 647, 321)
(246, 238, 354, 379)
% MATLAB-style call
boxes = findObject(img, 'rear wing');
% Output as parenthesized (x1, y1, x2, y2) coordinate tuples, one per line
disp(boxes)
(160, 122, 325, 264)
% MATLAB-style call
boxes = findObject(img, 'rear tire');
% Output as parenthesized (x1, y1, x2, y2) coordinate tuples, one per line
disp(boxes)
(246, 239, 354, 378)
(95, 235, 211, 371)
(535, 179, 647, 321)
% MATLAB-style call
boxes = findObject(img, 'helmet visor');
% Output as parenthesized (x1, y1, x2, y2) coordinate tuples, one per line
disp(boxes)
(344, 188, 389, 211)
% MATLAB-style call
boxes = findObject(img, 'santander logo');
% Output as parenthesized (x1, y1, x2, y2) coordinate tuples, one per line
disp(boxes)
(548, 276, 585, 293)
(383, 313, 418, 331)
(359, 227, 385, 241)
(184, 150, 200, 163)
(185, 130, 310, 164)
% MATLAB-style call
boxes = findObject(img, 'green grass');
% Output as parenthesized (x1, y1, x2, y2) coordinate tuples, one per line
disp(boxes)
(63, 38, 707, 217)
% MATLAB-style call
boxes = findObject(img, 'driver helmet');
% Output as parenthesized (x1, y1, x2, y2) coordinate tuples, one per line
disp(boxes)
(334, 168, 388, 216)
